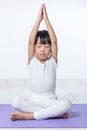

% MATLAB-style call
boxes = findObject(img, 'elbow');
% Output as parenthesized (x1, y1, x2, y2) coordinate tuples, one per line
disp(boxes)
(29, 38, 35, 45)
(52, 39, 57, 45)
(52, 37, 57, 44)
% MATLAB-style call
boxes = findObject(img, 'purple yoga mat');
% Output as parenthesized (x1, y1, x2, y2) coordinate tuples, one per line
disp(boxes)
(0, 104, 87, 128)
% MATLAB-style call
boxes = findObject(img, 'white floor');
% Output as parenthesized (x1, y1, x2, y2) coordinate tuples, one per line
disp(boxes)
(0, 79, 87, 130)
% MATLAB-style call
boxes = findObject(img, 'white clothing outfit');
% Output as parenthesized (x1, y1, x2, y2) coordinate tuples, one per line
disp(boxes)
(11, 56, 72, 119)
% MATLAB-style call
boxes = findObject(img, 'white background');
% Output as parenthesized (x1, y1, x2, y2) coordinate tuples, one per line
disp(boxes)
(0, 0, 87, 79)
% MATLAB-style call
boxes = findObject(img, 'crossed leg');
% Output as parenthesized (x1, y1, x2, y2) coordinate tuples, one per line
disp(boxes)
(10, 96, 71, 120)
(10, 111, 68, 121)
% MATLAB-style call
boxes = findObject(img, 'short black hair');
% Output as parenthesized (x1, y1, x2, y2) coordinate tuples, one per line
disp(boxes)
(35, 30, 51, 45)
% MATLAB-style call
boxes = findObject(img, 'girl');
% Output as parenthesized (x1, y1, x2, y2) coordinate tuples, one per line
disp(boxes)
(10, 4, 72, 120)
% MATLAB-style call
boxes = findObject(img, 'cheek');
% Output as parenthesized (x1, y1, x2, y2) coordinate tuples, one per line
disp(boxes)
(35, 48, 40, 55)
(47, 48, 51, 53)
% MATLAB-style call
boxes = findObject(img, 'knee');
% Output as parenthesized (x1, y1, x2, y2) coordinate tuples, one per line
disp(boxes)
(63, 99, 72, 111)
(11, 96, 20, 108)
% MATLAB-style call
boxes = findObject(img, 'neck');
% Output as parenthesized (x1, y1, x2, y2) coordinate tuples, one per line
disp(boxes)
(39, 59, 46, 64)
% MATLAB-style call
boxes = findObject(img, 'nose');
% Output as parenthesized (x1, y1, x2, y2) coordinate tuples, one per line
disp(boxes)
(41, 45, 45, 51)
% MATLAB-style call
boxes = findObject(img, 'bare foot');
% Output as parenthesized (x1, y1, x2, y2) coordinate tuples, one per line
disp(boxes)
(51, 112, 69, 119)
(10, 111, 34, 121)
(57, 112, 69, 118)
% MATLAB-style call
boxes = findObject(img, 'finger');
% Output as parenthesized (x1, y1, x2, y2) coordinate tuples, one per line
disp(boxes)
(42, 3, 45, 6)
(42, 3, 46, 10)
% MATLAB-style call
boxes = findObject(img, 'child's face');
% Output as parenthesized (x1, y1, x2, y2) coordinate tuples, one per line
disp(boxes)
(35, 39, 51, 61)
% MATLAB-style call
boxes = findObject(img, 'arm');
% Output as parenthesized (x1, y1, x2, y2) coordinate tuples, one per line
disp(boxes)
(43, 4, 58, 63)
(28, 5, 43, 64)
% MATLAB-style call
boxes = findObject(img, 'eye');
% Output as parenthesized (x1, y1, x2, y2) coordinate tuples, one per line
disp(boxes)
(37, 45, 41, 48)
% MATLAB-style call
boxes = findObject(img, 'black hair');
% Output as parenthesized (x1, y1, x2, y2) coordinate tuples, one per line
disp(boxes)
(35, 30, 51, 45)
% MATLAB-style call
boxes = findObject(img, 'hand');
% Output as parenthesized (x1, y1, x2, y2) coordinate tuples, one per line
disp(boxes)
(42, 3, 48, 21)
(37, 4, 43, 22)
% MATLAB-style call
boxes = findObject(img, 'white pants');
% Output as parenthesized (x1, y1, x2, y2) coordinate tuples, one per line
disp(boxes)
(11, 95, 72, 120)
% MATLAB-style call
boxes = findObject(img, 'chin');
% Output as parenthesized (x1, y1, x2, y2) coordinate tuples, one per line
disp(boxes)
(39, 57, 47, 61)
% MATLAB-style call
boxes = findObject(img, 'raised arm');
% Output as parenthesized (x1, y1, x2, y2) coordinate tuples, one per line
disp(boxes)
(28, 5, 43, 64)
(42, 4, 58, 63)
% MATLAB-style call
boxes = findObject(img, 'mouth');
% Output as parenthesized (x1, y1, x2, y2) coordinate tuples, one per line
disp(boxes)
(40, 53, 46, 56)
